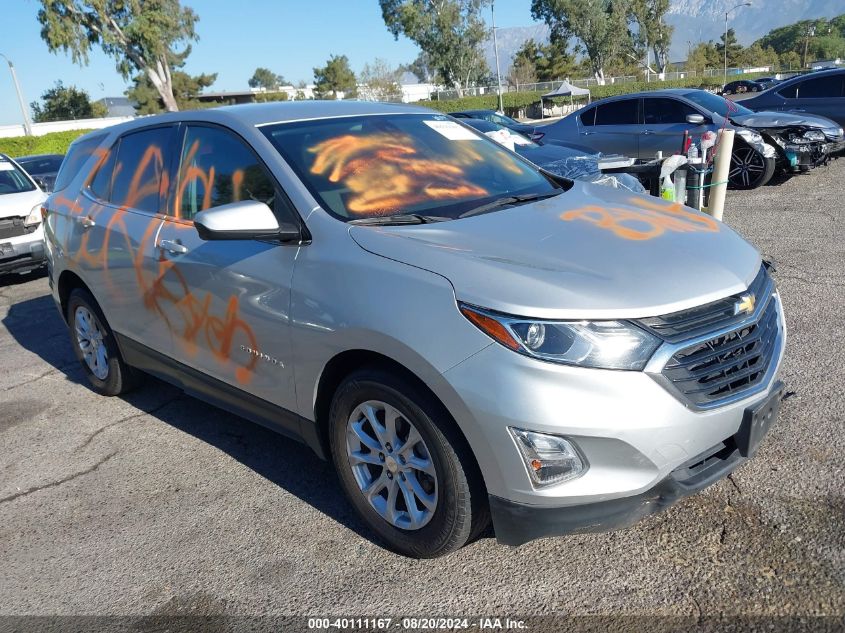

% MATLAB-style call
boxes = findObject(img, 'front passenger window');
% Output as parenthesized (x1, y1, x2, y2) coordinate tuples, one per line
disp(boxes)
(175, 125, 277, 220)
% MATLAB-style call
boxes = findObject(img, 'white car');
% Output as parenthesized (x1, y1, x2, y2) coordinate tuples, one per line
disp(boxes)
(0, 154, 47, 275)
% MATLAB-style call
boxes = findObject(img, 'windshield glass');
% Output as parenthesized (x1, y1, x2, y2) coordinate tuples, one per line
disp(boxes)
(682, 91, 753, 117)
(261, 114, 557, 221)
(0, 159, 36, 195)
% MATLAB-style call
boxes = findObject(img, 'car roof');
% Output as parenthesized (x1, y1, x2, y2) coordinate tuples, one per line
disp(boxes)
(778, 68, 844, 83)
(14, 153, 64, 161)
(80, 100, 437, 141)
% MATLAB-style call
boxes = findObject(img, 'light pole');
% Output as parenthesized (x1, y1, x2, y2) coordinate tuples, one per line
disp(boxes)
(491, 1, 504, 114)
(802, 25, 816, 68)
(0, 53, 33, 136)
(724, 2, 751, 87)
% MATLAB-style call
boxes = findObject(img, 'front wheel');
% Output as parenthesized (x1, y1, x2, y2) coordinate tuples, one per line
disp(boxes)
(728, 146, 776, 189)
(329, 369, 488, 558)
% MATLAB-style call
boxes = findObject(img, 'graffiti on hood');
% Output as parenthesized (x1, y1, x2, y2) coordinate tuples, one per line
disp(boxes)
(560, 195, 720, 241)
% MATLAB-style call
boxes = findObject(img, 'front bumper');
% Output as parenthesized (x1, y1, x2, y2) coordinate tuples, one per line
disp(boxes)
(0, 224, 46, 274)
(492, 381, 784, 546)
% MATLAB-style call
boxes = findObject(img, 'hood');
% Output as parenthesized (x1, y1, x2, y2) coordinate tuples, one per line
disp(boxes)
(732, 111, 841, 132)
(0, 189, 46, 220)
(349, 182, 761, 320)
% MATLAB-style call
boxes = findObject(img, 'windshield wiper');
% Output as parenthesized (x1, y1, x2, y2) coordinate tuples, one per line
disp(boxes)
(458, 191, 563, 219)
(348, 214, 449, 226)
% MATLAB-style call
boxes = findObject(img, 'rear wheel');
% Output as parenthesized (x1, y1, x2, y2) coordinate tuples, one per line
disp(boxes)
(67, 288, 139, 396)
(728, 145, 776, 189)
(329, 368, 488, 558)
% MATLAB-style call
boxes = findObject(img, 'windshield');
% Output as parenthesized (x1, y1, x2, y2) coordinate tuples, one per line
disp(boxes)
(0, 159, 36, 195)
(261, 114, 558, 221)
(682, 91, 753, 117)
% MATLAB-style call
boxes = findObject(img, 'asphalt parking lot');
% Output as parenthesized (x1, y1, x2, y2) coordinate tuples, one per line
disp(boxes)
(1, 160, 844, 626)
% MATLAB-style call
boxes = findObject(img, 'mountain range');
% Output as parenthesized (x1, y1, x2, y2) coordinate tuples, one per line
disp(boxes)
(482, 0, 844, 74)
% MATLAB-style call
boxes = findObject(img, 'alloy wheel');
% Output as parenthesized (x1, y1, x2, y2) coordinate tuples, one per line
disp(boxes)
(345, 400, 438, 530)
(74, 306, 109, 380)
(729, 147, 766, 188)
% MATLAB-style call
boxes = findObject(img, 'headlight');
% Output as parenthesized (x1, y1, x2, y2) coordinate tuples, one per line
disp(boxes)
(24, 203, 43, 227)
(459, 303, 661, 370)
(801, 130, 826, 142)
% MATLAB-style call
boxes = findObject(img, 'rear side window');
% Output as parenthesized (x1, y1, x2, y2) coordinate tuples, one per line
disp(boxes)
(53, 134, 105, 192)
(594, 99, 639, 125)
(579, 107, 596, 126)
(798, 75, 843, 98)
(643, 98, 698, 124)
(89, 143, 117, 201)
(110, 126, 173, 214)
(174, 125, 277, 221)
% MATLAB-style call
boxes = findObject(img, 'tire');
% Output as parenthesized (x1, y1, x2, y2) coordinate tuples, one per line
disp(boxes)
(66, 288, 140, 396)
(728, 145, 776, 189)
(329, 368, 488, 558)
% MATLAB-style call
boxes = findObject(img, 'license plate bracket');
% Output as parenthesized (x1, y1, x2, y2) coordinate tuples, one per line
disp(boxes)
(735, 381, 784, 457)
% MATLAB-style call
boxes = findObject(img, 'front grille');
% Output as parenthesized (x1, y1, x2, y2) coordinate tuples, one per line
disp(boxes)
(0, 216, 36, 240)
(660, 296, 780, 408)
(639, 265, 771, 343)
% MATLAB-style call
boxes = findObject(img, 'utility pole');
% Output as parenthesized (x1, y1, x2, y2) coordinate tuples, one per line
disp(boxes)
(724, 3, 751, 87)
(492, 1, 504, 114)
(802, 25, 815, 68)
(0, 53, 33, 136)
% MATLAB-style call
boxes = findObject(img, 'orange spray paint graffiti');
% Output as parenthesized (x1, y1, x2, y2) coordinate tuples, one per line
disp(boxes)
(56, 140, 262, 385)
(560, 196, 720, 241)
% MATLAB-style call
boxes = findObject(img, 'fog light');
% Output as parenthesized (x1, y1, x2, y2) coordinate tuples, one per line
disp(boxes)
(509, 428, 586, 487)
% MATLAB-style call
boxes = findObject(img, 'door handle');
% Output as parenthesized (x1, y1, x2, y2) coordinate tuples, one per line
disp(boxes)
(159, 239, 188, 255)
(642, 130, 654, 135)
(582, 131, 595, 135)
(77, 215, 95, 229)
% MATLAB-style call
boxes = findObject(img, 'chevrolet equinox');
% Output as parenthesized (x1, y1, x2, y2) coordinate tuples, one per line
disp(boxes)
(43, 102, 786, 558)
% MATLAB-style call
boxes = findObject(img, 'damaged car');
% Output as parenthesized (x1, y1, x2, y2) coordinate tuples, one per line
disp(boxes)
(0, 154, 47, 276)
(540, 89, 842, 189)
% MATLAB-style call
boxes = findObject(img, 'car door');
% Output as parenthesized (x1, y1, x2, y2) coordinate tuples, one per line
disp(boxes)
(580, 98, 640, 156)
(791, 74, 845, 126)
(76, 125, 176, 355)
(640, 97, 706, 159)
(153, 122, 302, 412)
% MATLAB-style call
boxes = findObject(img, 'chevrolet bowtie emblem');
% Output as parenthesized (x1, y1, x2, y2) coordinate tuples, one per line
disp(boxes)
(734, 293, 756, 316)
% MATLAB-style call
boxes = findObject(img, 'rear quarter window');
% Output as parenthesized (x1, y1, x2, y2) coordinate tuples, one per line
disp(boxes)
(53, 134, 106, 192)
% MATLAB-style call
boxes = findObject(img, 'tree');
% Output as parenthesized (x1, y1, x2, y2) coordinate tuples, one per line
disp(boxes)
(360, 58, 403, 101)
(380, 0, 491, 96)
(686, 41, 720, 73)
(126, 66, 216, 114)
(628, 0, 673, 74)
(313, 54, 357, 99)
(400, 51, 438, 83)
(715, 28, 743, 67)
(30, 81, 107, 122)
(37, 0, 200, 112)
(531, 0, 631, 85)
(248, 67, 286, 90)
(510, 37, 574, 84)
(507, 55, 537, 89)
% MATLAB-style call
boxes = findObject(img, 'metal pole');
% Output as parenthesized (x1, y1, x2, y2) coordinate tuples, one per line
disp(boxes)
(0, 53, 33, 136)
(724, 12, 728, 87)
(492, 2, 504, 114)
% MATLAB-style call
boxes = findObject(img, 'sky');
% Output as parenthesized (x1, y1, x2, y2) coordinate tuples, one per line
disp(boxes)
(0, 0, 535, 126)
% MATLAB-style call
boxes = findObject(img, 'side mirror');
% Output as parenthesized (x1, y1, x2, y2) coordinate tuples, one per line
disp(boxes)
(686, 113, 706, 125)
(194, 200, 302, 242)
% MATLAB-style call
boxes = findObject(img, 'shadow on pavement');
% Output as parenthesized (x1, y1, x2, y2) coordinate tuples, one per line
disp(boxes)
(2, 293, 379, 548)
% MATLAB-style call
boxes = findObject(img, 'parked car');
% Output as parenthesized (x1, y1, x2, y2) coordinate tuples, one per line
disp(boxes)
(14, 153, 64, 192)
(461, 118, 645, 193)
(0, 154, 47, 276)
(723, 80, 764, 95)
(45, 102, 786, 557)
(753, 77, 780, 90)
(741, 68, 845, 128)
(541, 89, 842, 189)
(448, 109, 544, 141)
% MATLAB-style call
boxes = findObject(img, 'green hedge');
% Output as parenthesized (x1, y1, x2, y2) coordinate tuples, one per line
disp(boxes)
(418, 73, 755, 115)
(0, 129, 94, 158)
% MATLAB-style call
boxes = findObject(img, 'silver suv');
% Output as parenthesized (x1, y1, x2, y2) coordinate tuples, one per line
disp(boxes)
(44, 102, 786, 558)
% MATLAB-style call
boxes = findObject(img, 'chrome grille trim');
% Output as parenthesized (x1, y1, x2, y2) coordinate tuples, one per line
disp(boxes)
(643, 275, 785, 411)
